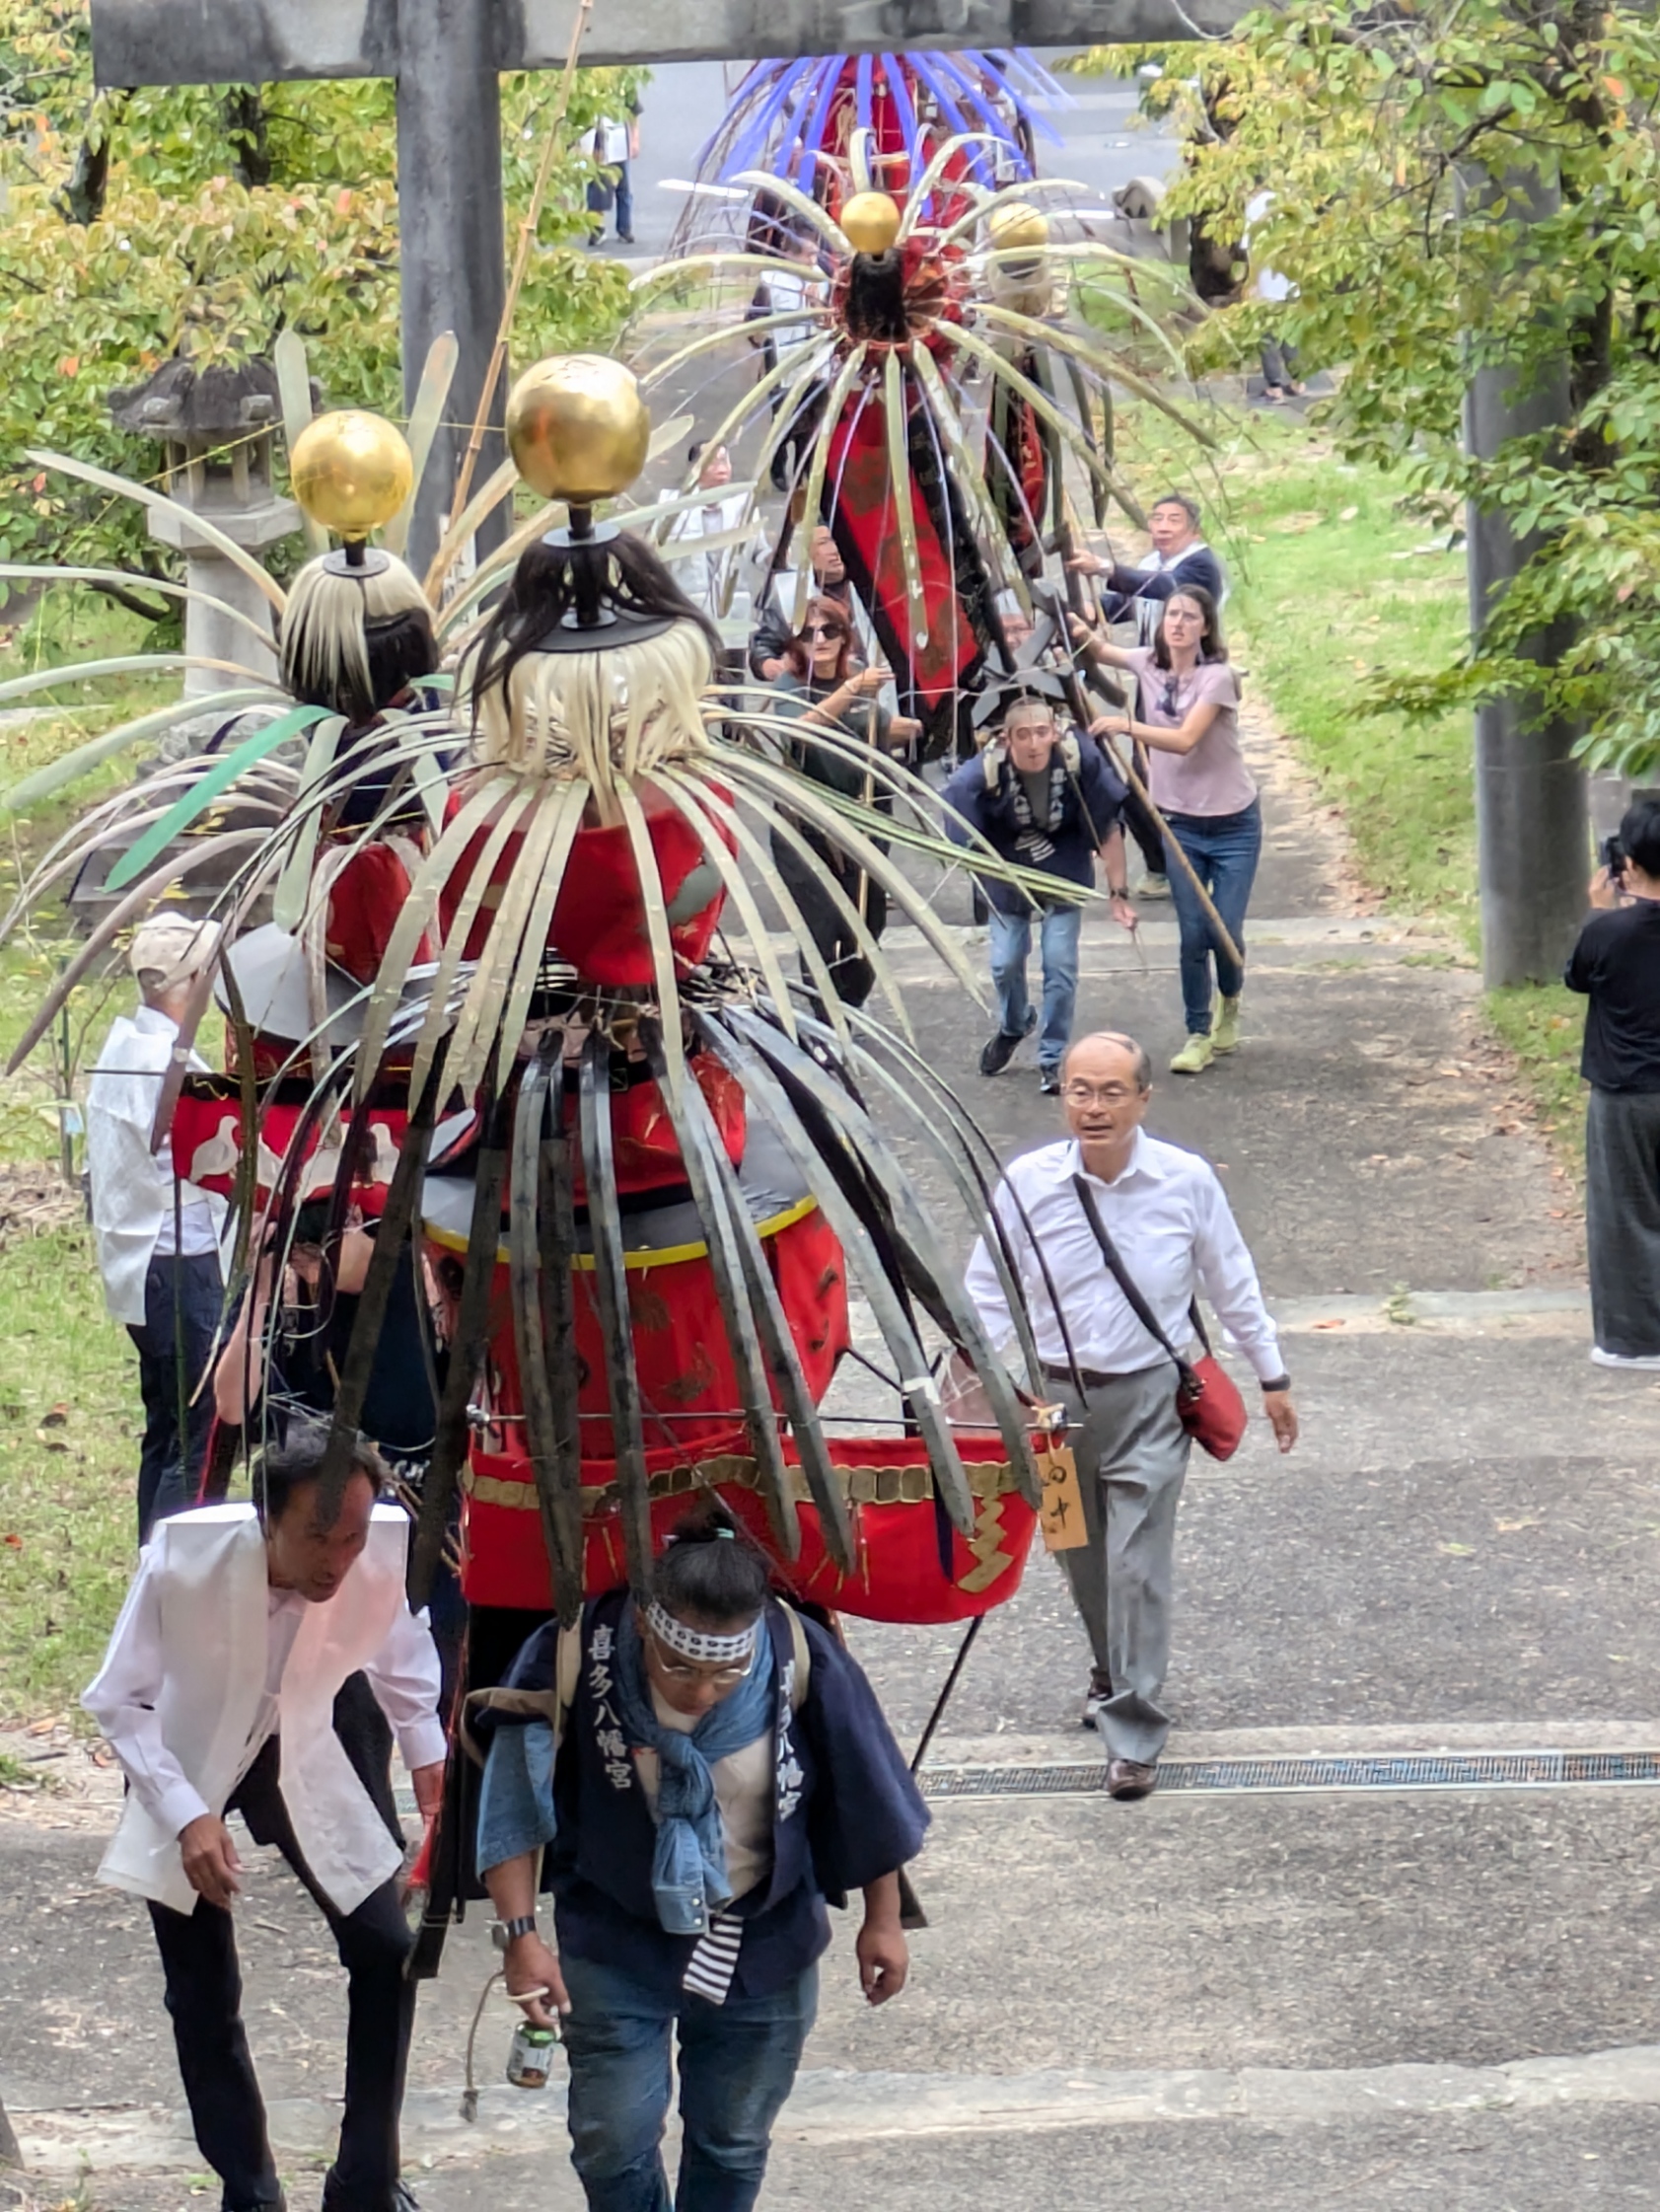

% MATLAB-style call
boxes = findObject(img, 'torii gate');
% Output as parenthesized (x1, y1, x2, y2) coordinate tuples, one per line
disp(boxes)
(90, 0, 1581, 985)
(89, 0, 1241, 563)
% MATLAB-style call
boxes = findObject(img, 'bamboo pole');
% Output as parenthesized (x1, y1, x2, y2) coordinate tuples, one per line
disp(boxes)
(447, 0, 596, 531)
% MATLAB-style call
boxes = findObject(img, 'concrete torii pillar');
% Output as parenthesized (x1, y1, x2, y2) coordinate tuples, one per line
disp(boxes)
(88, 0, 1244, 571)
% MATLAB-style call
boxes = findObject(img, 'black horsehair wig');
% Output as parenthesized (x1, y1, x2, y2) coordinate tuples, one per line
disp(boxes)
(469, 530, 721, 727)
(280, 552, 438, 725)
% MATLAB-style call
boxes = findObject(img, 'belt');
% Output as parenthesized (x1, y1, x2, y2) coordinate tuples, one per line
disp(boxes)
(1042, 1360, 1136, 1393)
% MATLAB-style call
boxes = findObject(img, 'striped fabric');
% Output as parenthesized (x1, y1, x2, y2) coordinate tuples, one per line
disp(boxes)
(681, 1912, 744, 2005)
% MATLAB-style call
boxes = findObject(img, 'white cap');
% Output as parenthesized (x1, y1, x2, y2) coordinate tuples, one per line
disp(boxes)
(127, 914, 222, 993)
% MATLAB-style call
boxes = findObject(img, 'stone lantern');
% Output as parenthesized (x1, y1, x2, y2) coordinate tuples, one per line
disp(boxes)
(108, 358, 302, 700)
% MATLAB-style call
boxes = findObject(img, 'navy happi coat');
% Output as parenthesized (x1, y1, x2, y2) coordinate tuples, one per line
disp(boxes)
(472, 1588, 929, 1999)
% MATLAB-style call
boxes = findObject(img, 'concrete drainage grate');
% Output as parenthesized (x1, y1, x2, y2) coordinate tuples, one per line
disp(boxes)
(920, 1749, 1660, 1801)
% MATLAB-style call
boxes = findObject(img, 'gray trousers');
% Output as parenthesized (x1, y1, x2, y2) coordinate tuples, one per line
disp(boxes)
(1587, 1086, 1660, 1359)
(1055, 1363, 1192, 1766)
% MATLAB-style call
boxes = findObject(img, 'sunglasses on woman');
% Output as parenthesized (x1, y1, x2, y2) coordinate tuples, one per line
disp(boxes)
(805, 623, 846, 641)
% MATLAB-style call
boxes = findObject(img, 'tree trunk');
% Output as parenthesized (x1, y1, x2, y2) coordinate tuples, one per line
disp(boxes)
(223, 86, 273, 188)
(1460, 163, 1588, 986)
(53, 95, 126, 225)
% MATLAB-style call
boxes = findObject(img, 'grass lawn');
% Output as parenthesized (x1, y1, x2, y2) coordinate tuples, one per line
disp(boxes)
(0, 586, 187, 1725)
(0, 1217, 142, 1722)
(1113, 399, 1588, 1173)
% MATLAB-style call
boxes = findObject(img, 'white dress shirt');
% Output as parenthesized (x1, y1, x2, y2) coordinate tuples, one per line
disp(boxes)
(85, 1546, 446, 1841)
(965, 1132, 1284, 1382)
(86, 1005, 225, 1326)
(661, 489, 757, 614)
(1127, 540, 1229, 641)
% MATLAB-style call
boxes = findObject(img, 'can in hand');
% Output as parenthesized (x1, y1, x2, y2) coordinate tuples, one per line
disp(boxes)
(506, 2018, 559, 2090)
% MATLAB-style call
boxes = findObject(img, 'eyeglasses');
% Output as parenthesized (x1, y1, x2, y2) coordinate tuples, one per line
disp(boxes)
(1062, 1081, 1140, 1106)
(645, 1636, 754, 1691)
(805, 625, 846, 641)
(1159, 677, 1184, 716)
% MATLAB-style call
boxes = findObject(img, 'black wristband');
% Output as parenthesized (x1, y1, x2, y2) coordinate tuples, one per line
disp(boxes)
(1260, 1374, 1291, 1394)
(502, 1914, 539, 1942)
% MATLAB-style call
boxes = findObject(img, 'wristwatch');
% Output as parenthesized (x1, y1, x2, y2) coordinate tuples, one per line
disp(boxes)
(502, 1915, 539, 1942)
(1260, 1373, 1292, 1393)
(1108, 884, 1130, 900)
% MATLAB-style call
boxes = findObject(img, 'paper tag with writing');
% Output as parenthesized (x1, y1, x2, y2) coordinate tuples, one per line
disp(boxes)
(1036, 1439, 1089, 1552)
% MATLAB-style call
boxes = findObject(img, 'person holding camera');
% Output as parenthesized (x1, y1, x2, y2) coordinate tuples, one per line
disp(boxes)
(1565, 797, 1660, 1369)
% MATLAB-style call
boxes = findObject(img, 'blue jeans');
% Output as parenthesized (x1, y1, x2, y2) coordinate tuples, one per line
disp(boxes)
(560, 1954, 819, 2212)
(988, 903, 1081, 1074)
(588, 163, 633, 239)
(1163, 801, 1263, 1035)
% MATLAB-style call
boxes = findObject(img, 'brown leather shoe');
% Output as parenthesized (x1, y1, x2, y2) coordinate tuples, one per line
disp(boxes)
(1106, 1758, 1158, 1801)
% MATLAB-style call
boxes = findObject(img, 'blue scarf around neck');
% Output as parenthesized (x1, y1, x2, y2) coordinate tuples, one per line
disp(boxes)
(612, 1605, 776, 1935)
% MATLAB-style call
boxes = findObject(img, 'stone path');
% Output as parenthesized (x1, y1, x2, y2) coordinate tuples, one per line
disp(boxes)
(6, 542, 1657, 2212)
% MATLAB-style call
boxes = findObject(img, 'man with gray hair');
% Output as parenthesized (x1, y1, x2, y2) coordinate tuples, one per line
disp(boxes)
(965, 1031, 1296, 1798)
(87, 915, 226, 1541)
(1068, 492, 1228, 645)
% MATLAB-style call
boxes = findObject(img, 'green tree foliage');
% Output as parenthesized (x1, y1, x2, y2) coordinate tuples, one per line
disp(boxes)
(0, 2, 641, 599)
(1074, 3, 1660, 776)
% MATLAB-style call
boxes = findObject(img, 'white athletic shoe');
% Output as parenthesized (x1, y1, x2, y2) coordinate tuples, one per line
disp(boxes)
(1591, 1346, 1660, 1371)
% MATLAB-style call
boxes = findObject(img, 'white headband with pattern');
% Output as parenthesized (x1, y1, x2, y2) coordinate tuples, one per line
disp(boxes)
(645, 1600, 759, 1665)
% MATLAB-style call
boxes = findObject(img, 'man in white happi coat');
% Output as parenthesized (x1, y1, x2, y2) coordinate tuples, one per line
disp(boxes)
(85, 1423, 445, 2212)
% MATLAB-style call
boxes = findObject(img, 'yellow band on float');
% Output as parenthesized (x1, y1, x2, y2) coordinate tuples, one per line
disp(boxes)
(423, 1191, 820, 1272)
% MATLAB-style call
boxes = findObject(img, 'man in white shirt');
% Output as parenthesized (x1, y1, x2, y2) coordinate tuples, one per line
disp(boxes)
(582, 100, 640, 246)
(660, 441, 757, 617)
(965, 1031, 1296, 1798)
(86, 915, 227, 1541)
(84, 1423, 445, 2212)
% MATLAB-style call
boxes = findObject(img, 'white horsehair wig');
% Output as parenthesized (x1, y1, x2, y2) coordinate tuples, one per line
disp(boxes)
(279, 552, 430, 711)
(462, 618, 715, 800)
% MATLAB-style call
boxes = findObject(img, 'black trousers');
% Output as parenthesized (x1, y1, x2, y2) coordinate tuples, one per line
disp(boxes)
(146, 1737, 414, 2212)
(772, 834, 887, 1010)
(127, 1248, 222, 1544)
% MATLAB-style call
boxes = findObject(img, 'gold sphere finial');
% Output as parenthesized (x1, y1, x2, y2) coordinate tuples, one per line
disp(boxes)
(506, 354, 651, 504)
(840, 190, 902, 258)
(987, 201, 1051, 255)
(289, 410, 413, 539)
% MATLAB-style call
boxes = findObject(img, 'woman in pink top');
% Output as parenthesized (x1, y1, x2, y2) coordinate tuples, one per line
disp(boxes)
(1071, 587, 1260, 1075)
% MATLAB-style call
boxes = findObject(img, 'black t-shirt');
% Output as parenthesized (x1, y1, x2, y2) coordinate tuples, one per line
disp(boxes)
(241, 1244, 445, 1460)
(1565, 898, 1660, 1092)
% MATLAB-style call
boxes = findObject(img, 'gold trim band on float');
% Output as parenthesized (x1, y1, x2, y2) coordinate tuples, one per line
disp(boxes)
(425, 1193, 820, 1272)
(464, 1451, 1021, 1515)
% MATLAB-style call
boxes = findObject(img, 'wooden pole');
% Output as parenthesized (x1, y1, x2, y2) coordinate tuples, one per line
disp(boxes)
(1088, 715, 1245, 975)
(448, 0, 595, 530)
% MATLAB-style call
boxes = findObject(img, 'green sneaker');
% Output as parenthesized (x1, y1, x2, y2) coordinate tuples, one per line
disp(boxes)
(1212, 994, 1243, 1055)
(1169, 1032, 1215, 1075)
